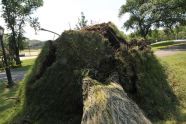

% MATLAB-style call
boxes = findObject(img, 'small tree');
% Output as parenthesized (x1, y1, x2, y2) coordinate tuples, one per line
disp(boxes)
(1, 0, 43, 65)
(76, 12, 88, 30)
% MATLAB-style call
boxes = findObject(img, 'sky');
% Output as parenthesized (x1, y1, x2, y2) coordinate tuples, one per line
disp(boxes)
(0, 0, 129, 41)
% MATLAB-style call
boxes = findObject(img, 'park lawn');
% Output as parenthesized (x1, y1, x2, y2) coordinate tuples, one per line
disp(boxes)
(156, 52, 186, 123)
(0, 59, 36, 124)
(16, 59, 36, 71)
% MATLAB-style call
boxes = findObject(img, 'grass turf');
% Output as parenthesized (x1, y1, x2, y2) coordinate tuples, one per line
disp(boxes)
(0, 59, 36, 124)
(156, 52, 186, 123)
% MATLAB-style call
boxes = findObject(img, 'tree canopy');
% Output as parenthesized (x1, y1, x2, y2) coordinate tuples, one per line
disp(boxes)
(149, 0, 186, 28)
(119, 0, 186, 38)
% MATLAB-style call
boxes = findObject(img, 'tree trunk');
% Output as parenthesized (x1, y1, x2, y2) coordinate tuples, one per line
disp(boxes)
(11, 29, 21, 65)
(4, 1, 22, 66)
(15, 48, 21, 65)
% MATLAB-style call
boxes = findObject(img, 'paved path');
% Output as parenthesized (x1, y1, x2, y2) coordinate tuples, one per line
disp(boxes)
(20, 50, 40, 60)
(0, 51, 39, 83)
(154, 43, 186, 57)
(0, 69, 27, 83)
(20, 55, 38, 60)
(154, 51, 184, 57)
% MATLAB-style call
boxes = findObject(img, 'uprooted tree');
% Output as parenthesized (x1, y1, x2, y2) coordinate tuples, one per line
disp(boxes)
(9, 22, 178, 124)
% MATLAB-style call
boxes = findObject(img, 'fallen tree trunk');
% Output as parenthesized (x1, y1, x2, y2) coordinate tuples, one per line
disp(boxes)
(82, 76, 151, 124)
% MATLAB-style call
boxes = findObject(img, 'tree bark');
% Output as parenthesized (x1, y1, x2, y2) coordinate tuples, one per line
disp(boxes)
(11, 27, 21, 65)
(14, 48, 21, 65)
(4, 2, 21, 66)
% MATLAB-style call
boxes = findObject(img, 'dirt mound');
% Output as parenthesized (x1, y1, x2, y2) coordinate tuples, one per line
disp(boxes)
(82, 22, 127, 49)
(11, 23, 177, 124)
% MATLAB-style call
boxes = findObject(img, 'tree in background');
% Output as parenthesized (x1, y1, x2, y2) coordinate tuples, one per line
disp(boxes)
(152, 0, 186, 28)
(119, 0, 155, 39)
(1, 0, 43, 65)
(76, 12, 88, 30)
(146, 25, 186, 42)
(0, 33, 30, 68)
(119, 0, 186, 39)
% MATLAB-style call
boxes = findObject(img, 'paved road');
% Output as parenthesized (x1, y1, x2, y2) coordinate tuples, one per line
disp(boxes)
(20, 50, 40, 60)
(0, 51, 39, 83)
(20, 55, 38, 60)
(154, 43, 186, 57)
(0, 69, 27, 83)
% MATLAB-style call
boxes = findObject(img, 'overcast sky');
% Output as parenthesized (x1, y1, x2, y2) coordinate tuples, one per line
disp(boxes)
(0, 0, 129, 41)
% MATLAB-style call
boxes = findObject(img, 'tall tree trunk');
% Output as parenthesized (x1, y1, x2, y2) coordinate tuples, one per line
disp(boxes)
(11, 28, 21, 65)
(4, 2, 21, 66)
(14, 46, 21, 65)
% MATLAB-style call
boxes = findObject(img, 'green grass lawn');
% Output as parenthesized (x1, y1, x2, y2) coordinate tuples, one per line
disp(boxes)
(156, 52, 186, 123)
(0, 59, 35, 124)
(16, 59, 36, 71)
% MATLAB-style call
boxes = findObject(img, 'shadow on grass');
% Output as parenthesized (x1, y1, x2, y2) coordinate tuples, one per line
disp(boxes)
(0, 83, 19, 114)
(14, 65, 33, 71)
(0, 102, 15, 112)
(126, 54, 180, 122)
(176, 111, 186, 122)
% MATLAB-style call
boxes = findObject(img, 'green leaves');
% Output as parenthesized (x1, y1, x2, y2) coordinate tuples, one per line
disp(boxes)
(151, 0, 186, 28)
(76, 12, 88, 30)
(119, 0, 186, 38)
(119, 0, 154, 38)
(1, 0, 43, 63)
